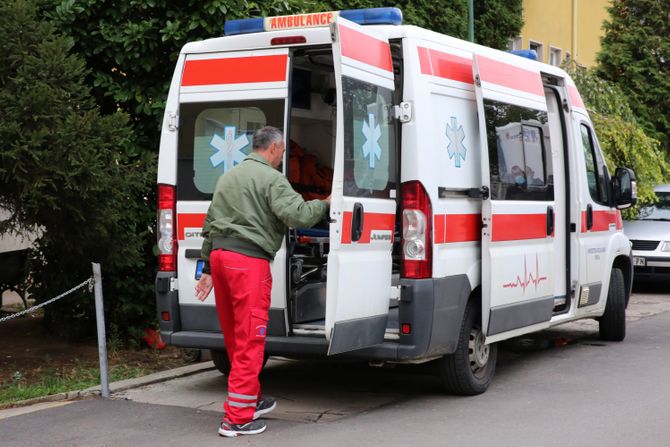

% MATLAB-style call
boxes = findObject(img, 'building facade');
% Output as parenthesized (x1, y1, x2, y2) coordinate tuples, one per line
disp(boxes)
(512, 0, 611, 67)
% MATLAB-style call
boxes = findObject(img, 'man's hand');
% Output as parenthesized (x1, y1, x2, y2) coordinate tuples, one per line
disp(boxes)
(195, 273, 213, 301)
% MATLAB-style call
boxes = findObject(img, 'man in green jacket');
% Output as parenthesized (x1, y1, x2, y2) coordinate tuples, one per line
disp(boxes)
(194, 126, 329, 437)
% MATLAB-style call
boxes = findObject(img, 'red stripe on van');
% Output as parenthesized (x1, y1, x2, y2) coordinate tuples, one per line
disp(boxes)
(434, 214, 481, 244)
(434, 214, 447, 244)
(475, 55, 544, 97)
(417, 47, 473, 84)
(581, 210, 623, 232)
(341, 211, 395, 244)
(177, 213, 206, 240)
(492, 213, 550, 241)
(417, 47, 433, 75)
(567, 84, 585, 109)
(339, 23, 393, 73)
(181, 55, 288, 86)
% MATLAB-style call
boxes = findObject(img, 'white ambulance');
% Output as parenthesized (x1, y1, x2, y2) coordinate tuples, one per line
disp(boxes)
(155, 7, 637, 394)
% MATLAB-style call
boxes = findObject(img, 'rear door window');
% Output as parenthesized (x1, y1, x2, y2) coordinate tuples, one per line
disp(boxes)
(177, 100, 284, 200)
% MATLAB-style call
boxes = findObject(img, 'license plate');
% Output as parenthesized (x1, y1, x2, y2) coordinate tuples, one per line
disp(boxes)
(195, 259, 205, 279)
(633, 256, 646, 267)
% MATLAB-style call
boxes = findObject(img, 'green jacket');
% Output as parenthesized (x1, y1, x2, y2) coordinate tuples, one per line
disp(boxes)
(201, 152, 328, 271)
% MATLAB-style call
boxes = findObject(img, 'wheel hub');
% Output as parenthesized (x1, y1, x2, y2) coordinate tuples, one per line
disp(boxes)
(469, 328, 489, 369)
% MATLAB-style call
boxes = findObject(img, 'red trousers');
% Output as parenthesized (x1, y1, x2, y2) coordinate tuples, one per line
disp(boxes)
(210, 249, 271, 424)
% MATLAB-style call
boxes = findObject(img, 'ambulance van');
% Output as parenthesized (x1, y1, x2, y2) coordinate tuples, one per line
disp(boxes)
(155, 8, 637, 394)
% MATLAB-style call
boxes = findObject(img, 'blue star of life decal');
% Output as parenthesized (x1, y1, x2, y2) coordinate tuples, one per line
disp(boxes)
(446, 116, 467, 168)
(209, 126, 249, 171)
(361, 112, 382, 169)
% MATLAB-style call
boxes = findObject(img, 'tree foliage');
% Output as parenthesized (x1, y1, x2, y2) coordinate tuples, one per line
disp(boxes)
(597, 0, 670, 154)
(568, 64, 670, 214)
(39, 0, 523, 156)
(0, 0, 155, 340)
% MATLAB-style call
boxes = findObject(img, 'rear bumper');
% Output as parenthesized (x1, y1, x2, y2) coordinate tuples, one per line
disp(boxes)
(155, 273, 472, 361)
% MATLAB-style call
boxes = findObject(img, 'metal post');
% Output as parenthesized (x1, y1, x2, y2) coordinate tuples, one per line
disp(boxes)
(467, 0, 475, 43)
(92, 263, 109, 398)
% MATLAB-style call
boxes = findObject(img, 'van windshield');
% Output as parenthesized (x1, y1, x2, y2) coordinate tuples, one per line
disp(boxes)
(176, 100, 285, 200)
(638, 191, 670, 221)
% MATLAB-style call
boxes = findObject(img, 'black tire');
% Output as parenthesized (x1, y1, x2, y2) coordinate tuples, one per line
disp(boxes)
(181, 348, 202, 363)
(211, 349, 231, 375)
(438, 300, 497, 395)
(211, 349, 270, 376)
(599, 268, 626, 341)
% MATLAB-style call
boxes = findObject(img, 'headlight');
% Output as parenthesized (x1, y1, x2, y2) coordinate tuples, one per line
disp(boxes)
(661, 241, 670, 252)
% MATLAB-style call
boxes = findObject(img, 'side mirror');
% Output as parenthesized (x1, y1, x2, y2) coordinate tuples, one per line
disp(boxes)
(612, 167, 637, 209)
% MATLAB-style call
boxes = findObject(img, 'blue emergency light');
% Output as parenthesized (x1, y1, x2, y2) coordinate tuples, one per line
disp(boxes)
(508, 49, 538, 61)
(224, 7, 403, 36)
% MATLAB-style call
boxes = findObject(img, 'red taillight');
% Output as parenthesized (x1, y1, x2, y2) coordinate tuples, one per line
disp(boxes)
(401, 181, 432, 279)
(401, 323, 412, 335)
(161, 312, 171, 322)
(271, 36, 307, 45)
(157, 184, 177, 272)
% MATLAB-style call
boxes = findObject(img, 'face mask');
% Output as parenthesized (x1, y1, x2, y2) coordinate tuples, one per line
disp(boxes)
(515, 175, 526, 185)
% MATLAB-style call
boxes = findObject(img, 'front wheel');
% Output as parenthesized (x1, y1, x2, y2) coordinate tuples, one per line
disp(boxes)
(438, 300, 497, 395)
(599, 268, 626, 341)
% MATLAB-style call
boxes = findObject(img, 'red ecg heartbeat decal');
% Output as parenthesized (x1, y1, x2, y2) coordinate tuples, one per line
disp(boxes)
(502, 254, 547, 292)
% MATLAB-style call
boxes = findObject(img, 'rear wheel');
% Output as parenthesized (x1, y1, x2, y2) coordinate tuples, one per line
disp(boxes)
(211, 349, 270, 376)
(438, 299, 497, 395)
(211, 349, 231, 375)
(599, 267, 626, 341)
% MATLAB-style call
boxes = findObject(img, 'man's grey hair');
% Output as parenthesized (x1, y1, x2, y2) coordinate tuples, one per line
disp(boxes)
(253, 126, 283, 151)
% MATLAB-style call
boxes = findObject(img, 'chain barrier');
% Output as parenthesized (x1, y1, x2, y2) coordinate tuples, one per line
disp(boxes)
(0, 277, 94, 324)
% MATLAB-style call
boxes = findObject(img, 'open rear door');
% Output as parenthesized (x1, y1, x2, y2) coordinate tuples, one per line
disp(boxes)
(473, 53, 556, 343)
(326, 17, 397, 355)
(176, 48, 290, 335)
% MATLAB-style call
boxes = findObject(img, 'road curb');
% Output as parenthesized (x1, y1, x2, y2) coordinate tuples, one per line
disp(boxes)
(0, 361, 216, 411)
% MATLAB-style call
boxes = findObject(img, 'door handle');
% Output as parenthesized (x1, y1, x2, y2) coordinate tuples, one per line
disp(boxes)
(586, 204, 593, 231)
(351, 202, 364, 242)
(546, 206, 554, 236)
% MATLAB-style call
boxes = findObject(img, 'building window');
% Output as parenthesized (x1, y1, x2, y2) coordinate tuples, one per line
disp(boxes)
(529, 40, 544, 62)
(508, 36, 522, 51)
(549, 47, 562, 66)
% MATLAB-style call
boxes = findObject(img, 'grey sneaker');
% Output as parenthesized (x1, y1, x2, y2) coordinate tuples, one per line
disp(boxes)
(253, 396, 277, 420)
(218, 420, 267, 437)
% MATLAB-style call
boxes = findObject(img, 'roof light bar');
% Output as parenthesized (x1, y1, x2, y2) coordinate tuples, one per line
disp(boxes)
(340, 7, 402, 26)
(508, 49, 538, 61)
(224, 7, 403, 36)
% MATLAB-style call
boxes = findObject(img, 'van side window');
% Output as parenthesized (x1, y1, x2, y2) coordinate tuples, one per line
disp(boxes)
(342, 76, 397, 198)
(176, 100, 284, 200)
(580, 124, 609, 205)
(483, 100, 554, 201)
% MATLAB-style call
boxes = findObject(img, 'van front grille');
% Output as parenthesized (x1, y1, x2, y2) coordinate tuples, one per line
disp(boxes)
(631, 240, 660, 251)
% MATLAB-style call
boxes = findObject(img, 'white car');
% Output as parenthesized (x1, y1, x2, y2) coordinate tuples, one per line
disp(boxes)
(623, 185, 670, 280)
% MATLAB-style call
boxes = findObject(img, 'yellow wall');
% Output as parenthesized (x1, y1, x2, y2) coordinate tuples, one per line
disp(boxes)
(520, 0, 610, 67)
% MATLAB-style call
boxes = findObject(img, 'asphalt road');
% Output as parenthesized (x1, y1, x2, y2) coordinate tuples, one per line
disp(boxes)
(2, 282, 669, 447)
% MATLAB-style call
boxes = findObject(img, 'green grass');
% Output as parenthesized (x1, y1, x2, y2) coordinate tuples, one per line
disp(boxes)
(0, 363, 151, 405)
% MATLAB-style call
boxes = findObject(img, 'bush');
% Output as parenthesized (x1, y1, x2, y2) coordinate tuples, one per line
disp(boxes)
(0, 0, 156, 340)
